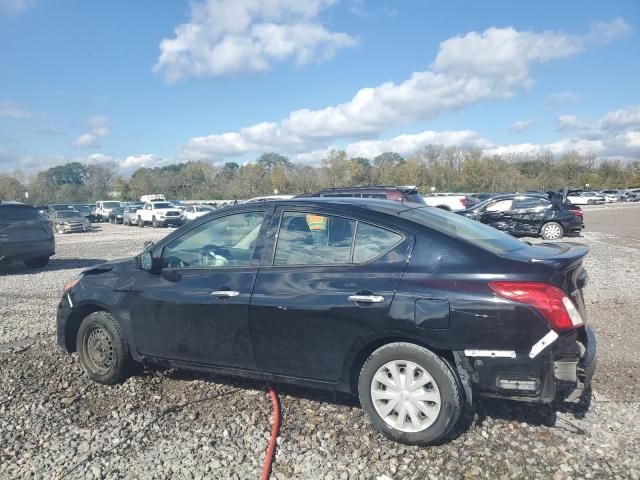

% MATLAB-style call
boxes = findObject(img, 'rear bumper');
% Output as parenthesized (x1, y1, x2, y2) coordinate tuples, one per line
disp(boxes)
(461, 326, 596, 403)
(0, 238, 55, 262)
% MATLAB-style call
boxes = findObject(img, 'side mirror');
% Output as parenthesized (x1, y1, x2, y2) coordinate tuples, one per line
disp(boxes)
(140, 251, 154, 271)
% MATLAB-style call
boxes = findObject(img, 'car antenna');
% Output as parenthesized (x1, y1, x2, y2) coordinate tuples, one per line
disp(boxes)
(400, 183, 423, 203)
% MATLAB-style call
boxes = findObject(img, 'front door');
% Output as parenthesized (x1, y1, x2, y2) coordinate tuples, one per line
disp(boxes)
(249, 207, 413, 382)
(129, 210, 267, 368)
(479, 198, 515, 233)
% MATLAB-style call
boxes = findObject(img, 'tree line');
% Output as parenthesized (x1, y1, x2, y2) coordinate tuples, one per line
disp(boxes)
(1, 147, 639, 204)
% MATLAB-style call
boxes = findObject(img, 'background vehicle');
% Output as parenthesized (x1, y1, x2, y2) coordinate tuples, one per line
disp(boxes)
(567, 192, 606, 205)
(45, 204, 75, 218)
(458, 193, 582, 240)
(305, 186, 426, 205)
(136, 201, 182, 228)
(423, 193, 467, 211)
(140, 194, 166, 203)
(71, 204, 95, 221)
(50, 209, 90, 233)
(94, 201, 121, 222)
(58, 198, 595, 446)
(181, 204, 215, 221)
(0, 201, 54, 268)
(599, 189, 625, 202)
(108, 206, 125, 224)
(123, 204, 145, 226)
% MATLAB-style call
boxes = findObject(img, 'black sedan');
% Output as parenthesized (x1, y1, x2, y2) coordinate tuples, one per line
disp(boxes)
(457, 194, 583, 240)
(108, 206, 125, 224)
(57, 198, 595, 445)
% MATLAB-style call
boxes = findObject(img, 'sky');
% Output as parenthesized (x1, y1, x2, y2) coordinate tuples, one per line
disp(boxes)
(0, 0, 639, 175)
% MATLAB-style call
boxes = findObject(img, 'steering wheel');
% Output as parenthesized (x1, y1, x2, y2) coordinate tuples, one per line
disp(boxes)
(200, 245, 232, 267)
(164, 256, 189, 269)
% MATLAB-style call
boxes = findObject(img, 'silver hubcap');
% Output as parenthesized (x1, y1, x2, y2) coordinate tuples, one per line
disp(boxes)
(544, 224, 562, 239)
(370, 360, 441, 433)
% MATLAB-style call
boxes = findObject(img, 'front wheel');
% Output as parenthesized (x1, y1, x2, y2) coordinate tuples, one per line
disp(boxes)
(358, 342, 462, 446)
(76, 311, 132, 385)
(540, 221, 564, 240)
(152, 216, 160, 228)
(138, 217, 144, 228)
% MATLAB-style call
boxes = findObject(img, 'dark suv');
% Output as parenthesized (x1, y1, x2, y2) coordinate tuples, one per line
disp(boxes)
(57, 198, 595, 445)
(0, 201, 55, 268)
(303, 186, 426, 204)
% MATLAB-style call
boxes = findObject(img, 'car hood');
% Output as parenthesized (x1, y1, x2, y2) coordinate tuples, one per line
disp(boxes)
(54, 216, 85, 222)
(80, 257, 137, 276)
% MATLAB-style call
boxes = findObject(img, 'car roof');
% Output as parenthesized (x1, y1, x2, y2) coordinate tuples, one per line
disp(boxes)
(231, 197, 423, 216)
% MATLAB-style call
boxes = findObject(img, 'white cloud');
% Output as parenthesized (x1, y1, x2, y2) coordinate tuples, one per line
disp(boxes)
(509, 120, 532, 134)
(600, 105, 640, 130)
(153, 0, 357, 82)
(182, 19, 630, 160)
(73, 115, 110, 148)
(0, 0, 34, 14)
(0, 100, 32, 118)
(121, 154, 167, 171)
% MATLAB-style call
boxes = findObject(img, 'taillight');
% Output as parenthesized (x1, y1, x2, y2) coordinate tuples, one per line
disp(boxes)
(488, 281, 583, 331)
(460, 198, 467, 208)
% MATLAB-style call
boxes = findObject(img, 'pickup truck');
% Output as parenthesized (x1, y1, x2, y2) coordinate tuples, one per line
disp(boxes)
(423, 193, 467, 211)
(136, 202, 183, 228)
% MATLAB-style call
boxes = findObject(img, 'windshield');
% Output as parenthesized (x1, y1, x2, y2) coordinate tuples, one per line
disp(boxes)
(152, 202, 173, 209)
(73, 205, 90, 212)
(404, 193, 426, 205)
(103, 202, 120, 208)
(57, 211, 79, 218)
(402, 206, 527, 254)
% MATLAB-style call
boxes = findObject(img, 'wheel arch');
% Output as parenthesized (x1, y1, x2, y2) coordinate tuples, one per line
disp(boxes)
(63, 303, 110, 352)
(341, 333, 456, 396)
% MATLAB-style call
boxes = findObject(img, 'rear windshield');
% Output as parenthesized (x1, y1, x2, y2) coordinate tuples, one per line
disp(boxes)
(401, 207, 527, 254)
(0, 205, 41, 219)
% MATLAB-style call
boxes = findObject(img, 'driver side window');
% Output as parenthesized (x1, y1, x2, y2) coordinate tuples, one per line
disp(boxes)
(485, 199, 513, 212)
(162, 211, 265, 269)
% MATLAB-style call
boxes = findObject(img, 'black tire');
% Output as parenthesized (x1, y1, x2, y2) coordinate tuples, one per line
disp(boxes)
(152, 216, 159, 228)
(138, 216, 144, 228)
(358, 342, 462, 446)
(540, 221, 564, 240)
(126, 218, 132, 226)
(24, 256, 49, 268)
(76, 311, 132, 385)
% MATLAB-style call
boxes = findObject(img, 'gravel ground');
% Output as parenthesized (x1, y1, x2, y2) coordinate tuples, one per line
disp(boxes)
(1, 206, 639, 480)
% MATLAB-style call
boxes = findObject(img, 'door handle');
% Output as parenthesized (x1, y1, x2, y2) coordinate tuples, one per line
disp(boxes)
(348, 294, 384, 304)
(211, 290, 240, 298)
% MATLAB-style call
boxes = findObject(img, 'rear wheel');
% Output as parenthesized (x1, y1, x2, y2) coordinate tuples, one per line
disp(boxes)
(358, 342, 462, 446)
(24, 256, 49, 268)
(541, 221, 564, 240)
(76, 311, 132, 384)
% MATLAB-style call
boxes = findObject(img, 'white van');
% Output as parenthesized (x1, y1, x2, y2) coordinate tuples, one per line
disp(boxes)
(94, 201, 121, 222)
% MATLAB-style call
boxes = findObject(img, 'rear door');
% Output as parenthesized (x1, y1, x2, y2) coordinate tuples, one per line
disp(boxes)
(511, 197, 552, 235)
(249, 207, 413, 382)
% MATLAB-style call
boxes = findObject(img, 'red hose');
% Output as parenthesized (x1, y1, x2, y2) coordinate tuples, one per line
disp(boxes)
(260, 385, 280, 480)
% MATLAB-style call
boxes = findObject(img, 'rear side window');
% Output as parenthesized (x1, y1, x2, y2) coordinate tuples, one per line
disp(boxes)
(353, 223, 403, 263)
(274, 212, 355, 265)
(0, 205, 40, 219)
(274, 212, 403, 265)
(514, 197, 551, 209)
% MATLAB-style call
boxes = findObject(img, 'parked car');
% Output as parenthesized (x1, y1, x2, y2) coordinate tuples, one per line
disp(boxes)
(458, 194, 582, 240)
(181, 204, 215, 222)
(50, 209, 90, 233)
(70, 204, 95, 221)
(423, 193, 468, 211)
(123, 204, 145, 226)
(599, 189, 625, 202)
(45, 204, 75, 218)
(304, 186, 427, 205)
(566, 192, 606, 205)
(624, 188, 640, 202)
(0, 201, 55, 268)
(94, 201, 121, 222)
(57, 198, 595, 446)
(108, 206, 125, 224)
(136, 201, 183, 228)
